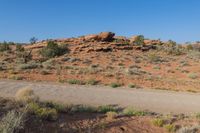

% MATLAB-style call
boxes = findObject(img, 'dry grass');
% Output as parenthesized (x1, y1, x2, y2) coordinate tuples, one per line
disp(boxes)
(106, 111, 118, 121)
(15, 88, 39, 103)
(0, 110, 25, 133)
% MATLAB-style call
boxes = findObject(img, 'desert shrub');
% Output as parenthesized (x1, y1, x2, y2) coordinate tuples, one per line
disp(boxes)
(176, 125, 200, 133)
(28, 102, 40, 113)
(0, 42, 11, 52)
(152, 118, 165, 127)
(195, 113, 200, 119)
(42, 59, 55, 69)
(157, 43, 185, 56)
(9, 75, 24, 80)
(153, 65, 161, 70)
(191, 43, 200, 51)
(187, 51, 200, 61)
(167, 46, 184, 55)
(122, 107, 146, 116)
(0, 65, 3, 71)
(186, 44, 193, 51)
(164, 124, 176, 132)
(39, 41, 68, 58)
(126, 67, 147, 76)
(15, 88, 39, 103)
(166, 40, 177, 47)
(16, 50, 32, 63)
(67, 79, 86, 85)
(110, 83, 122, 88)
(147, 53, 163, 63)
(16, 45, 25, 52)
(17, 61, 39, 70)
(134, 35, 145, 46)
(106, 111, 118, 121)
(98, 105, 117, 113)
(44, 101, 68, 113)
(35, 108, 58, 121)
(87, 79, 99, 85)
(71, 105, 96, 113)
(128, 84, 136, 88)
(0, 110, 25, 133)
(179, 60, 190, 67)
(188, 73, 198, 79)
(28, 102, 58, 121)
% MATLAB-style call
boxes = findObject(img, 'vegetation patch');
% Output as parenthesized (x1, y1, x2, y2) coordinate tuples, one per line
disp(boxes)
(67, 79, 86, 85)
(39, 41, 69, 58)
(110, 83, 122, 88)
(0, 110, 25, 133)
(152, 118, 165, 127)
(122, 107, 147, 116)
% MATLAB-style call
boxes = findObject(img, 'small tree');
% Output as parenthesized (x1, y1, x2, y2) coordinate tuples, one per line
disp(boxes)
(39, 41, 68, 58)
(30, 37, 38, 44)
(134, 35, 145, 46)
(167, 40, 176, 47)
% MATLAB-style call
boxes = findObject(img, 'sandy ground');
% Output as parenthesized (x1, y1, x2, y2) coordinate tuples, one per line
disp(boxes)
(0, 79, 200, 114)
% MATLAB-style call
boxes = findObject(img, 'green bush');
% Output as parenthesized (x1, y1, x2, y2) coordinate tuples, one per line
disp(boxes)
(188, 73, 198, 79)
(152, 118, 165, 127)
(110, 83, 122, 88)
(28, 102, 58, 121)
(128, 84, 136, 88)
(44, 101, 67, 113)
(97, 105, 117, 113)
(147, 53, 162, 63)
(40, 41, 68, 58)
(164, 124, 176, 132)
(134, 35, 145, 46)
(36, 108, 58, 121)
(67, 79, 86, 85)
(195, 113, 200, 119)
(122, 107, 146, 116)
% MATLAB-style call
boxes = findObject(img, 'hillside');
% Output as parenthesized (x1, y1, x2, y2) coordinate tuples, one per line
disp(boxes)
(1, 32, 200, 92)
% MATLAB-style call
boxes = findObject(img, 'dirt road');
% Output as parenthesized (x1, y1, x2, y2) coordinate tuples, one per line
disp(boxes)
(0, 80, 200, 114)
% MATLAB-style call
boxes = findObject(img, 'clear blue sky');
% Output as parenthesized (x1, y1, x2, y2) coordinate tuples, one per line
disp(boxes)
(0, 0, 200, 43)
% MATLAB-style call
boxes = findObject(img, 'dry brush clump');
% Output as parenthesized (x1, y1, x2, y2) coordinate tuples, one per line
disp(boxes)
(106, 111, 118, 121)
(15, 87, 39, 103)
(0, 110, 25, 133)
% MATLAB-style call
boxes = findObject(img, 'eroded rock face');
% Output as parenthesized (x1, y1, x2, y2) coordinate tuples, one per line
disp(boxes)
(27, 32, 165, 54)
(144, 39, 163, 46)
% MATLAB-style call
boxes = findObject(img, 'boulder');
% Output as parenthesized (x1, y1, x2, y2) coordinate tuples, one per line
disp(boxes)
(84, 34, 99, 41)
(84, 32, 115, 42)
(144, 39, 153, 44)
(98, 32, 115, 41)
(114, 36, 129, 42)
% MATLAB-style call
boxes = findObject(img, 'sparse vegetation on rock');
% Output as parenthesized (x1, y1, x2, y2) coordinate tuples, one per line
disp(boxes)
(39, 41, 69, 58)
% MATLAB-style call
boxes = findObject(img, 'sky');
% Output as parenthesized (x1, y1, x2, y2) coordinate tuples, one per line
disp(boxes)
(0, 0, 200, 43)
